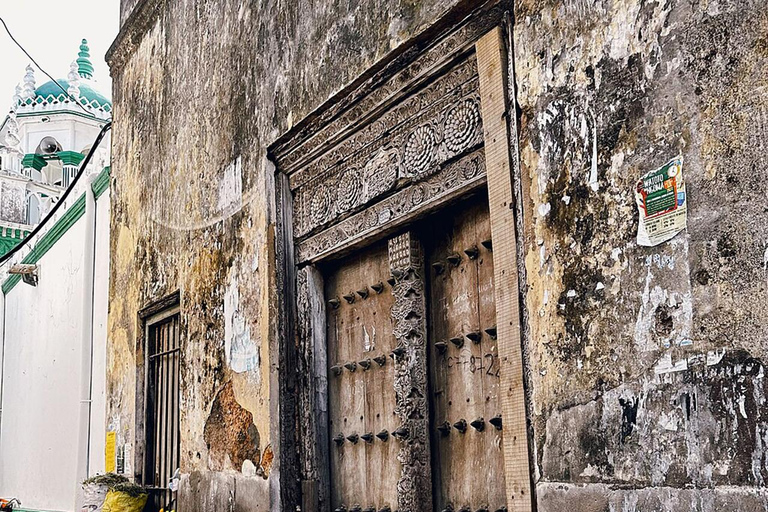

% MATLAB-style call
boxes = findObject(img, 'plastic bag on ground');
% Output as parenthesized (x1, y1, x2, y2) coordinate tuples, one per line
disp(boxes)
(101, 490, 148, 512)
(81, 482, 109, 511)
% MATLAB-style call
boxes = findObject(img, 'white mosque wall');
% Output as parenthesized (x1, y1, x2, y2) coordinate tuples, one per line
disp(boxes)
(20, 114, 106, 157)
(88, 188, 110, 480)
(0, 182, 110, 511)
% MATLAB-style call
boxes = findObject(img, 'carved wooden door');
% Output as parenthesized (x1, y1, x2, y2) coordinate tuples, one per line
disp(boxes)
(323, 199, 505, 512)
(278, 11, 535, 512)
(325, 241, 401, 512)
(425, 198, 506, 512)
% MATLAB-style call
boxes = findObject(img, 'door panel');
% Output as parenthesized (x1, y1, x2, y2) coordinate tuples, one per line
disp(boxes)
(324, 198, 506, 512)
(425, 198, 506, 512)
(325, 242, 400, 511)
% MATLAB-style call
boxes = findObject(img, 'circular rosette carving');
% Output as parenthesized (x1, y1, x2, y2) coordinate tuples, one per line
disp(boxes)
(402, 124, 437, 177)
(309, 185, 333, 226)
(462, 155, 481, 180)
(335, 169, 363, 212)
(443, 99, 481, 154)
(363, 148, 398, 201)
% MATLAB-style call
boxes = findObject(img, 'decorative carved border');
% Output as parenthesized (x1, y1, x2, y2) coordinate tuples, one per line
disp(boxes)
(388, 232, 431, 512)
(297, 150, 486, 263)
(270, 1, 510, 174)
(269, 2, 508, 266)
(289, 59, 480, 194)
(296, 266, 330, 511)
(293, 78, 482, 239)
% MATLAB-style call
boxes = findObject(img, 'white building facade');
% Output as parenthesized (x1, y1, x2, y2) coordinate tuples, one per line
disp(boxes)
(0, 40, 112, 511)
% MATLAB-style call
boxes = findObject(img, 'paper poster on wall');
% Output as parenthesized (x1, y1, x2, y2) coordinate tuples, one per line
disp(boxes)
(635, 156, 687, 246)
(105, 431, 116, 473)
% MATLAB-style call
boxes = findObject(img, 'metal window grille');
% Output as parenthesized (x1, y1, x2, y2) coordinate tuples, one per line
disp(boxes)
(144, 310, 180, 511)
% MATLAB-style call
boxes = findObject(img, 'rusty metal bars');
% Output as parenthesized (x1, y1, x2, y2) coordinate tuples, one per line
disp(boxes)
(146, 313, 180, 511)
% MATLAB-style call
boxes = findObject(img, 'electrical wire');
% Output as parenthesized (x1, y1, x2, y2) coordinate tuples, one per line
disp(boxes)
(0, 16, 92, 116)
(0, 122, 112, 266)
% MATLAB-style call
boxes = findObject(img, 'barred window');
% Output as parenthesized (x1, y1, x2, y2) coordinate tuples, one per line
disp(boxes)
(143, 306, 180, 512)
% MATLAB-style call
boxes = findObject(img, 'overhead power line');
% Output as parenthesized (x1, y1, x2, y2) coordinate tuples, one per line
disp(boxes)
(0, 122, 112, 266)
(0, 14, 114, 265)
(0, 16, 93, 115)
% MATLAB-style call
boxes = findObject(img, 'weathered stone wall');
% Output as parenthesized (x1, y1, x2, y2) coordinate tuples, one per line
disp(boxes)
(107, 0, 464, 509)
(514, 0, 768, 509)
(109, 0, 768, 509)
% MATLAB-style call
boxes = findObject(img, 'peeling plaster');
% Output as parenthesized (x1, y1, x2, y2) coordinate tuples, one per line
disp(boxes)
(517, 0, 768, 506)
(224, 274, 260, 375)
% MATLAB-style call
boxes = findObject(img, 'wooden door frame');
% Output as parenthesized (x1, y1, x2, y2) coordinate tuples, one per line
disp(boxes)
(269, 3, 534, 511)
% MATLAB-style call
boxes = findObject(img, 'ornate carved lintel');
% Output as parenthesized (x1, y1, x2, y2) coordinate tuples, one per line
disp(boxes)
(388, 232, 431, 512)
(298, 150, 486, 263)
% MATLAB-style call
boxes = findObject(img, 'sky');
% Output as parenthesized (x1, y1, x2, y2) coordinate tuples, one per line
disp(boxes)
(0, 1, 119, 105)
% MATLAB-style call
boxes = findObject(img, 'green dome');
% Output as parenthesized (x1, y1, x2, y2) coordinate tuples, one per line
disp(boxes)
(32, 79, 112, 112)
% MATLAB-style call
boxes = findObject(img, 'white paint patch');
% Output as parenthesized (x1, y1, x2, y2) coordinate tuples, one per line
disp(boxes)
(561, 195, 571, 205)
(658, 411, 678, 431)
(738, 394, 748, 419)
(242, 459, 257, 477)
(654, 352, 688, 374)
(589, 110, 599, 191)
(217, 156, 243, 216)
(538, 202, 551, 217)
(580, 464, 600, 478)
(363, 325, 376, 352)
(566, 289, 577, 298)
(224, 275, 260, 375)
(707, 349, 726, 366)
(634, 266, 657, 352)
(595, 282, 605, 291)
(763, 245, 768, 272)
(610, 151, 625, 177)
(635, 243, 694, 351)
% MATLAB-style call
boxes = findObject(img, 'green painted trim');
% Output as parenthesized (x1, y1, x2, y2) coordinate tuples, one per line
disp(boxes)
(0, 230, 28, 257)
(58, 150, 85, 166)
(2, 193, 87, 295)
(92, 166, 111, 199)
(22, 153, 47, 171)
(16, 109, 104, 122)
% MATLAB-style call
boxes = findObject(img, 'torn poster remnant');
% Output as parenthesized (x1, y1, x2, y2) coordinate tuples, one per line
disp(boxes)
(635, 156, 687, 247)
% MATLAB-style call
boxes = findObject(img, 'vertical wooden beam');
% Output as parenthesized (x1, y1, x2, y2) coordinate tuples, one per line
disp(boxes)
(274, 171, 301, 512)
(476, 27, 534, 511)
(296, 265, 330, 512)
(388, 232, 432, 512)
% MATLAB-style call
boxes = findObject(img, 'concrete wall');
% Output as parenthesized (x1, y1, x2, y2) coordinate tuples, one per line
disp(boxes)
(513, 0, 768, 509)
(0, 185, 110, 511)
